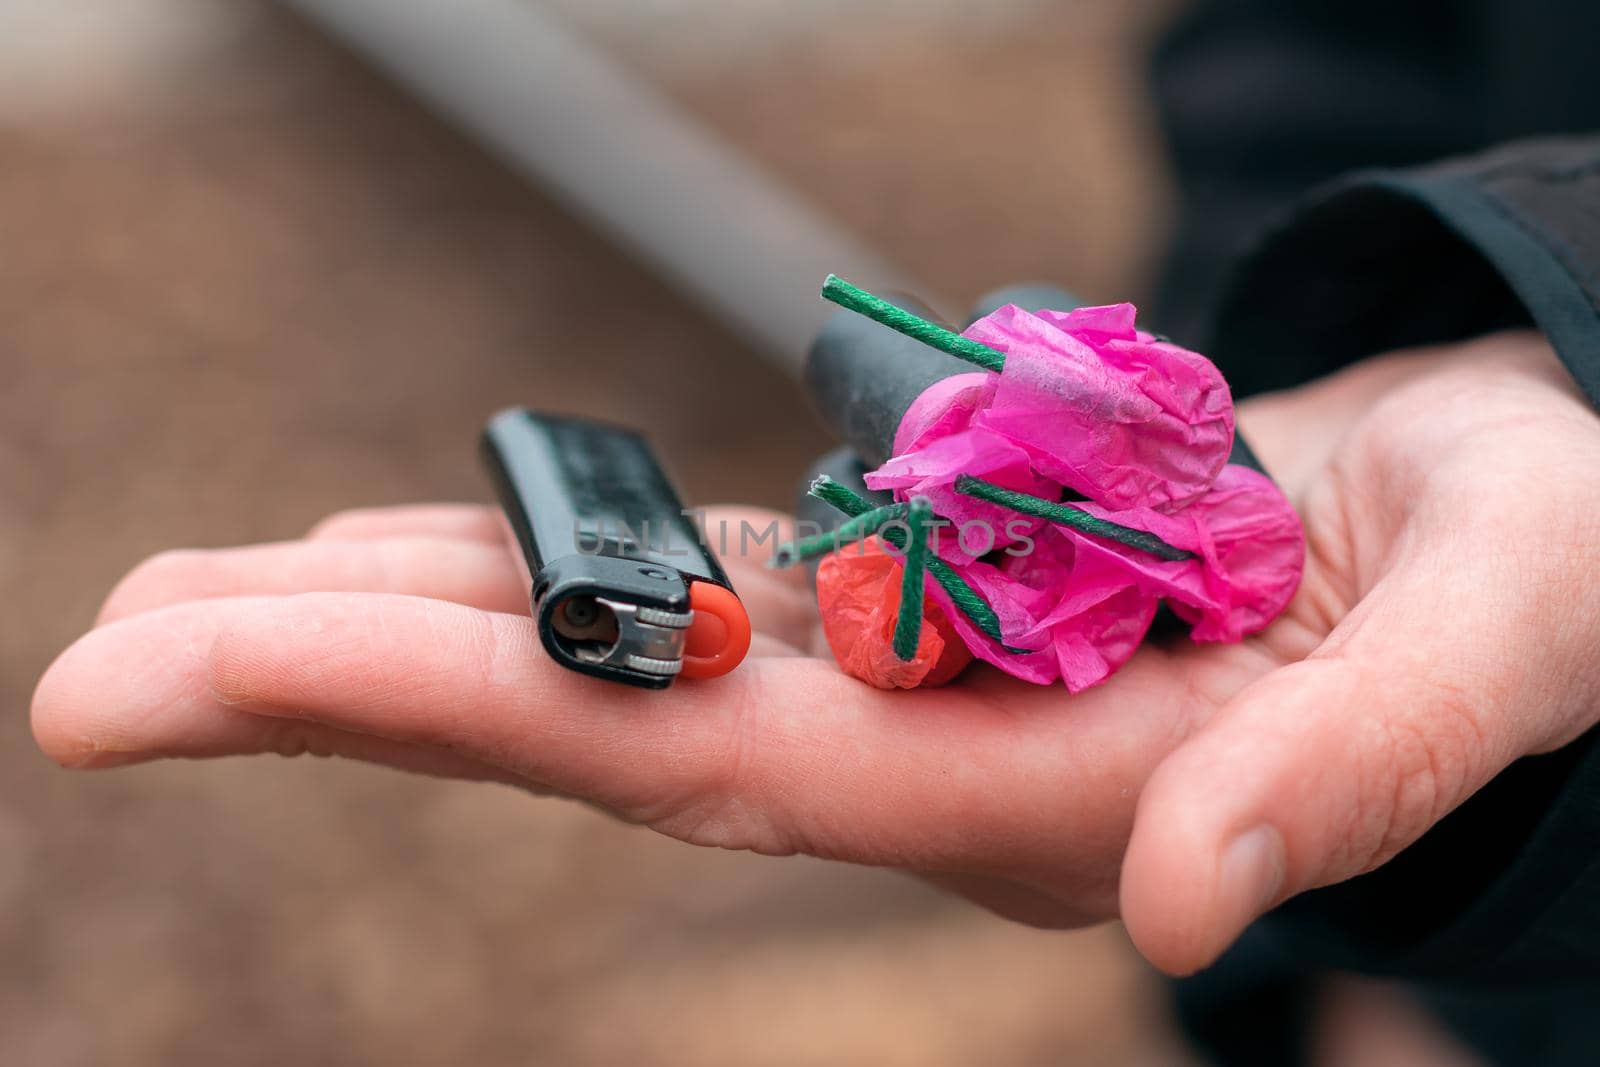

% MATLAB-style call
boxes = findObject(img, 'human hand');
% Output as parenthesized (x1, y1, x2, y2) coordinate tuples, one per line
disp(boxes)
(32, 330, 1600, 973)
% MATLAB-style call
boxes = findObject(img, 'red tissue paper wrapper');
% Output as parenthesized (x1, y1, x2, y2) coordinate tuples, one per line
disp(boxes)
(816, 537, 973, 689)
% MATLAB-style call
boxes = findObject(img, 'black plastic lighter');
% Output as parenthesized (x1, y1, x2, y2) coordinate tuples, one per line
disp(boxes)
(480, 409, 751, 689)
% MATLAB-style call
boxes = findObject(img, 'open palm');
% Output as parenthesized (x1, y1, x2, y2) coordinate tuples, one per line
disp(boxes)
(34, 330, 1600, 974)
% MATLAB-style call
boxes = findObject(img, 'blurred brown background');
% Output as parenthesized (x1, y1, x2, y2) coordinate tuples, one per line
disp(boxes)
(0, 2, 1196, 1063)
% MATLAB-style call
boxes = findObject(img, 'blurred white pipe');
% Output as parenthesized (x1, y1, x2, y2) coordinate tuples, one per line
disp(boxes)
(282, 0, 919, 374)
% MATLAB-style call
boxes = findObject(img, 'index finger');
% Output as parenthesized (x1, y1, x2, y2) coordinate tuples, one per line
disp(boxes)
(204, 592, 1191, 878)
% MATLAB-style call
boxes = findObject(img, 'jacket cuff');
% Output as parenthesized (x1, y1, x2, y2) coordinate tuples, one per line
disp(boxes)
(1209, 135, 1600, 983)
(1206, 135, 1600, 409)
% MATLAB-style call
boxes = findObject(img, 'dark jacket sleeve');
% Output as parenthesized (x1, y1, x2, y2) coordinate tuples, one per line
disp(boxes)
(1205, 135, 1600, 985)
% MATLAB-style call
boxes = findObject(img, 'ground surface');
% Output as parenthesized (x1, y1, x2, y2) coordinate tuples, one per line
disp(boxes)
(0, 2, 1194, 1064)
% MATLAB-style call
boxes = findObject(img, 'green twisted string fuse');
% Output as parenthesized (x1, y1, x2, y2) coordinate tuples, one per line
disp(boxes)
(768, 501, 911, 569)
(954, 476, 1194, 562)
(799, 477, 1013, 652)
(892, 497, 933, 661)
(821, 275, 1007, 373)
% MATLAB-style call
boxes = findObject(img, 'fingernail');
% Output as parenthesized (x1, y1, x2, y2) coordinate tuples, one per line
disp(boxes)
(1216, 824, 1286, 935)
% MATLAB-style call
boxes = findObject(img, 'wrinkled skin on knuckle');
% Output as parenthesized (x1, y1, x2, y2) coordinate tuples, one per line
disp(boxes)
(1371, 704, 1476, 869)
(645, 714, 921, 865)
(647, 797, 797, 857)
(622, 673, 805, 857)
(1268, 643, 1489, 888)
(1338, 633, 1523, 883)
(1320, 706, 1448, 880)
(636, 724, 790, 855)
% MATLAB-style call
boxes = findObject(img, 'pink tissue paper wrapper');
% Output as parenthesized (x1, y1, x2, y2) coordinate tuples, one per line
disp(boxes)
(865, 302, 1305, 692)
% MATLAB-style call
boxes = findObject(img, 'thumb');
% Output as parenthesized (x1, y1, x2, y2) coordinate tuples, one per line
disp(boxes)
(1119, 553, 1577, 976)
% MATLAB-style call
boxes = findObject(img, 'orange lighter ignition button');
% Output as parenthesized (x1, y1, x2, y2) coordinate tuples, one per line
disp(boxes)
(680, 581, 752, 679)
